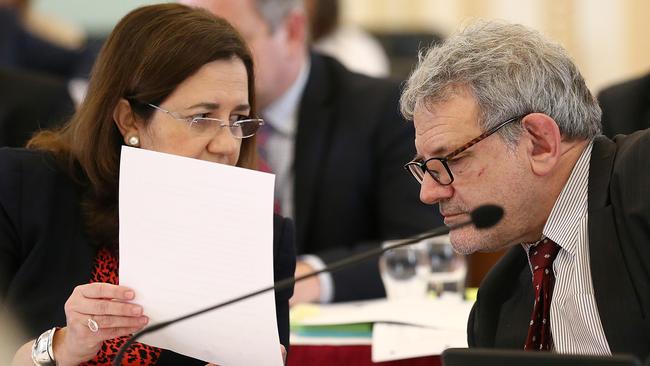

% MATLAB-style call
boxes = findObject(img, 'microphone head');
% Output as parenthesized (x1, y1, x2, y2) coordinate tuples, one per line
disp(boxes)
(470, 204, 504, 229)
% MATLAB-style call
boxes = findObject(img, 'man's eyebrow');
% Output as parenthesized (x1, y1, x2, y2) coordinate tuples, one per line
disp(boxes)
(431, 146, 447, 156)
(415, 146, 448, 161)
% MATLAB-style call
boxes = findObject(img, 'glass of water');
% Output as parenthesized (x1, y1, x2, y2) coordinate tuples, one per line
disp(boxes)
(426, 235, 467, 296)
(379, 240, 431, 300)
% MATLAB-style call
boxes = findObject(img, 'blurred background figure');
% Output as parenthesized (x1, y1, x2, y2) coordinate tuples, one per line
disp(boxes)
(0, 67, 74, 147)
(183, 0, 443, 305)
(0, 0, 102, 147)
(305, 0, 390, 77)
(0, 0, 84, 49)
(0, 0, 100, 80)
(597, 71, 650, 137)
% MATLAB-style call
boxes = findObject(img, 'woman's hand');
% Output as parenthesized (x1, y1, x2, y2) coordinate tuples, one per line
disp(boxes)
(52, 283, 148, 365)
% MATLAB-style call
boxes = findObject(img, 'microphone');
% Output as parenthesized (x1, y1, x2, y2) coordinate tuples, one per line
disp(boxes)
(113, 204, 504, 365)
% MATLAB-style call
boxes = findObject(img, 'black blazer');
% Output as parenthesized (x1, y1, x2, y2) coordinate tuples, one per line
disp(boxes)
(0, 148, 296, 365)
(293, 53, 444, 302)
(598, 73, 650, 137)
(467, 130, 650, 360)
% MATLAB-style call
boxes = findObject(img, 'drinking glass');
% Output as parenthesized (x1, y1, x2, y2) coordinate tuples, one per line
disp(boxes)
(379, 240, 431, 300)
(426, 235, 467, 296)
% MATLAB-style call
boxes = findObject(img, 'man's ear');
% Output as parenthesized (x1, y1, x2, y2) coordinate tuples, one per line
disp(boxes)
(113, 98, 141, 144)
(520, 113, 562, 176)
(283, 8, 307, 52)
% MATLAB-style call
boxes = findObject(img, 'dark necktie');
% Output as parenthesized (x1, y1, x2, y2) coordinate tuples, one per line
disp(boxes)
(524, 238, 561, 351)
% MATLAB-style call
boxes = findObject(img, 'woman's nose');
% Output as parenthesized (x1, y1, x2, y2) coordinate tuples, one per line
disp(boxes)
(206, 127, 240, 160)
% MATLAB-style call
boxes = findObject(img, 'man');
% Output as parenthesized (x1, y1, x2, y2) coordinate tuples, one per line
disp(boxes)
(400, 21, 649, 359)
(183, 0, 442, 303)
(598, 72, 650, 137)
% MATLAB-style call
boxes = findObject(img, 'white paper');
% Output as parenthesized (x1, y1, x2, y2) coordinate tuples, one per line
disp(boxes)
(371, 323, 467, 362)
(118, 146, 282, 366)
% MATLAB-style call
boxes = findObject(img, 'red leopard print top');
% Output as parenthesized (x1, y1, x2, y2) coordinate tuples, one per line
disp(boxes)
(80, 247, 162, 365)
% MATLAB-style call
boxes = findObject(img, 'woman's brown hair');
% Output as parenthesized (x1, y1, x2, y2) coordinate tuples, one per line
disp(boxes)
(28, 3, 257, 249)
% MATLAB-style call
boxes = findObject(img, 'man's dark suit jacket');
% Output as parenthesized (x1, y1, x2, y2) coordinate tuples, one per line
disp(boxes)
(598, 73, 650, 137)
(293, 53, 443, 302)
(467, 130, 650, 360)
(0, 67, 74, 147)
(0, 148, 296, 365)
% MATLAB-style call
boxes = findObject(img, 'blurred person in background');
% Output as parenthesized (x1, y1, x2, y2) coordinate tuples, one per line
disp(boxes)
(305, 0, 390, 77)
(0, 67, 74, 147)
(597, 71, 650, 137)
(1, 4, 294, 365)
(0, 0, 97, 79)
(0, 0, 101, 147)
(183, 0, 444, 305)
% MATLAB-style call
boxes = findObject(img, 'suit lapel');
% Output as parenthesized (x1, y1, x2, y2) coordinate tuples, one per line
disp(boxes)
(587, 136, 646, 354)
(293, 54, 336, 251)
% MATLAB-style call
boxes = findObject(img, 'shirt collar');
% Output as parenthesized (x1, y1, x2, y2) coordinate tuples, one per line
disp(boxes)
(262, 60, 311, 136)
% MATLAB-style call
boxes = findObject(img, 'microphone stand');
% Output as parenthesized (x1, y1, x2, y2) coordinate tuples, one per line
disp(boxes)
(112, 219, 472, 365)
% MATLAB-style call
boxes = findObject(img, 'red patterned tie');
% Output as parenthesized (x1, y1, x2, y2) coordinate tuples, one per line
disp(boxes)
(524, 238, 561, 351)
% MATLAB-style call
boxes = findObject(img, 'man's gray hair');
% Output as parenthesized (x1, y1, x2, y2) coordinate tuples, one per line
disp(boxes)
(254, 0, 303, 31)
(400, 20, 602, 144)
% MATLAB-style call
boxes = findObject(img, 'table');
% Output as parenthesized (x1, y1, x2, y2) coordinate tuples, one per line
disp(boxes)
(288, 344, 442, 366)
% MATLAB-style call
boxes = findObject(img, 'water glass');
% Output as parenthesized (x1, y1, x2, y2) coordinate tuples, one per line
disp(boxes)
(426, 235, 467, 295)
(379, 240, 430, 300)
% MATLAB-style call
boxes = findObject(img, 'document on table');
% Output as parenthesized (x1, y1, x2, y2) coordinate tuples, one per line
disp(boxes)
(371, 323, 467, 362)
(118, 146, 282, 366)
(292, 295, 473, 361)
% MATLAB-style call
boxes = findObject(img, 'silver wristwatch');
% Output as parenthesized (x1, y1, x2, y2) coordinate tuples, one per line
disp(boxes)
(31, 327, 57, 365)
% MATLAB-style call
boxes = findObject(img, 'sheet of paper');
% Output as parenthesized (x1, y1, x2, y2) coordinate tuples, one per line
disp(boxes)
(371, 323, 467, 362)
(293, 295, 474, 330)
(118, 146, 282, 366)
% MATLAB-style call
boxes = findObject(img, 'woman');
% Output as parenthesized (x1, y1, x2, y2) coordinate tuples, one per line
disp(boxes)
(0, 4, 295, 365)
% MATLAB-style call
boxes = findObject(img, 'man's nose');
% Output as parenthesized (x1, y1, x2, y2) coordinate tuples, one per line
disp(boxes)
(419, 173, 454, 204)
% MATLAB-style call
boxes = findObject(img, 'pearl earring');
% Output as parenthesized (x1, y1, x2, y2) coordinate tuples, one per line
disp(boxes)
(127, 135, 140, 146)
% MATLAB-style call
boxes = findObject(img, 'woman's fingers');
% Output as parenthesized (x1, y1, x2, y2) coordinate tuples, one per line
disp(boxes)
(86, 314, 149, 330)
(72, 298, 143, 317)
(76, 282, 135, 300)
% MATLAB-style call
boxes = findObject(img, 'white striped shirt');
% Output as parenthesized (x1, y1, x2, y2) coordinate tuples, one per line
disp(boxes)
(523, 142, 611, 355)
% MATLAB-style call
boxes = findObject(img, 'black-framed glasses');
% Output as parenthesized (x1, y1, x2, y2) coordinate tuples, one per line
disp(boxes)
(146, 103, 264, 139)
(404, 114, 526, 185)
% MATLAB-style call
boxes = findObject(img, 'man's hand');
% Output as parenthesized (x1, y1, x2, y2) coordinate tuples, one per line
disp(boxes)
(289, 261, 321, 306)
